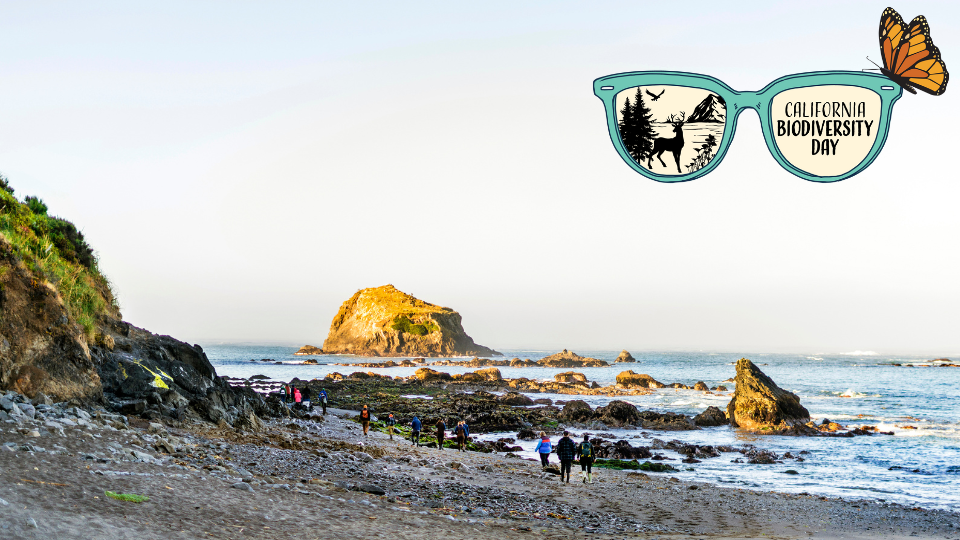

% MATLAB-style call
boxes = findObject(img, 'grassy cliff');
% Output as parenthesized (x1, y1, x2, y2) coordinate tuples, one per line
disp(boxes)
(0, 175, 119, 339)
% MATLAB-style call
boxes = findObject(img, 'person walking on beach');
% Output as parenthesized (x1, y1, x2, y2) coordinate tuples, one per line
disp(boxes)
(293, 387, 302, 409)
(454, 421, 466, 452)
(302, 387, 312, 412)
(282, 383, 291, 405)
(318, 388, 328, 415)
(462, 421, 469, 441)
(435, 418, 446, 451)
(360, 405, 371, 437)
(577, 433, 594, 484)
(386, 413, 397, 440)
(556, 431, 576, 484)
(411, 415, 422, 447)
(535, 432, 552, 467)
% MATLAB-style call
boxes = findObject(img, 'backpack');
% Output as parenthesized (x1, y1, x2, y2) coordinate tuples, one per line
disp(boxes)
(360, 409, 369, 420)
(581, 442, 592, 459)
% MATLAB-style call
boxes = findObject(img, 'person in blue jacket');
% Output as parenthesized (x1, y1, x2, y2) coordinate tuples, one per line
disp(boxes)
(462, 421, 469, 440)
(535, 432, 552, 467)
(411, 416, 422, 447)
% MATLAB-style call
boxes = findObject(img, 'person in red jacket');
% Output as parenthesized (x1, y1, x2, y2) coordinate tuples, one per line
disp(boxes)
(360, 405, 371, 436)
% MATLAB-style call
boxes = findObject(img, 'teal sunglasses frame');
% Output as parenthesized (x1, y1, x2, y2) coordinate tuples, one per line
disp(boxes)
(593, 71, 903, 183)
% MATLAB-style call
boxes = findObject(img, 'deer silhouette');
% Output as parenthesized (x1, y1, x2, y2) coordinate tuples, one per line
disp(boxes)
(648, 112, 685, 173)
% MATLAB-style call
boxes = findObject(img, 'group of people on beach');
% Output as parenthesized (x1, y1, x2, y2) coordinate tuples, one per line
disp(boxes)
(536, 431, 595, 484)
(378, 411, 472, 451)
(281, 384, 328, 415)
(283, 388, 593, 483)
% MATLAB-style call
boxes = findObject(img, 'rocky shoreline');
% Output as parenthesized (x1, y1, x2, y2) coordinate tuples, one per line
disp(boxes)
(1, 388, 957, 539)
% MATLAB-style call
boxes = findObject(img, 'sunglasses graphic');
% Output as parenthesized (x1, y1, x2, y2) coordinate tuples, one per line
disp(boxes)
(594, 71, 902, 183)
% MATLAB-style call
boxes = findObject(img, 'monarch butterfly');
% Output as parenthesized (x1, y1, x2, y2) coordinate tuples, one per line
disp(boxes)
(878, 7, 948, 95)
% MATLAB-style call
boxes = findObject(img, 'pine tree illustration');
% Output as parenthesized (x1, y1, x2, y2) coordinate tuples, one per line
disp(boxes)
(618, 95, 635, 160)
(631, 87, 656, 163)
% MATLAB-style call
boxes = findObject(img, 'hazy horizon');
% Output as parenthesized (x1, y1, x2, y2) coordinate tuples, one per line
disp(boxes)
(2, 2, 958, 355)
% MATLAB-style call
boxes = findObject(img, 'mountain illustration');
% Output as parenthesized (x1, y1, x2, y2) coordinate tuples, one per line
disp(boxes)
(687, 93, 726, 123)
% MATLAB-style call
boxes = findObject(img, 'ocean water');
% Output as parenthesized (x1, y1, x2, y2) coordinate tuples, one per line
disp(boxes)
(204, 345, 960, 511)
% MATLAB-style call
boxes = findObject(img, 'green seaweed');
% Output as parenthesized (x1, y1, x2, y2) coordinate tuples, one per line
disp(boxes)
(593, 458, 641, 470)
(105, 491, 150, 503)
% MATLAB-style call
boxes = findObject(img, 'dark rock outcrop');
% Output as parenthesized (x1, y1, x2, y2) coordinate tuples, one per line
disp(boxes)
(637, 411, 697, 430)
(595, 400, 640, 426)
(321, 285, 500, 357)
(559, 400, 594, 423)
(498, 392, 534, 406)
(694, 406, 728, 427)
(727, 358, 810, 430)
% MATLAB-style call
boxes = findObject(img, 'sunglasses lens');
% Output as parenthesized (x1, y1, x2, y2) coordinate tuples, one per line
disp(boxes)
(771, 86, 882, 177)
(615, 85, 727, 176)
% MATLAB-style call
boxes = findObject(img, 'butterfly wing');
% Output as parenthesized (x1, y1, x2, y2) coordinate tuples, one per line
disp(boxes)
(879, 7, 906, 72)
(879, 8, 948, 96)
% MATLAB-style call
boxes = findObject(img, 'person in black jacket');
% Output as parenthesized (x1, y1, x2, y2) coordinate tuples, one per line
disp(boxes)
(556, 431, 576, 484)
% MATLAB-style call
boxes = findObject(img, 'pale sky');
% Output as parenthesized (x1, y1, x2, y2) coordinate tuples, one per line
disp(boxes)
(1, 1, 958, 354)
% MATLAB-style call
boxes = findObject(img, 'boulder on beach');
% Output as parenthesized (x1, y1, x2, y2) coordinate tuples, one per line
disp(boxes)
(726, 358, 810, 430)
(693, 381, 709, 391)
(554, 371, 588, 383)
(559, 400, 594, 423)
(694, 406, 728, 427)
(615, 350, 636, 363)
(320, 285, 501, 357)
(294, 345, 324, 356)
(615, 371, 665, 389)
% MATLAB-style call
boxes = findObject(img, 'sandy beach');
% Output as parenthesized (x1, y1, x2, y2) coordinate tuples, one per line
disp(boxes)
(2, 397, 957, 540)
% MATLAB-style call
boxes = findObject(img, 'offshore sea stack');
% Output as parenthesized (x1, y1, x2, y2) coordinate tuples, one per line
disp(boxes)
(727, 358, 810, 430)
(321, 285, 501, 357)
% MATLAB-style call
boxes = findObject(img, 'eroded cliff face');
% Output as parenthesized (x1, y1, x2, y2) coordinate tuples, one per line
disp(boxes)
(0, 237, 102, 401)
(321, 285, 500, 357)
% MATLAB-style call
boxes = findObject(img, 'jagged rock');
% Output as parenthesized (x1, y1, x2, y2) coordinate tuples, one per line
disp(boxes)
(595, 400, 640, 426)
(615, 350, 636, 363)
(538, 350, 608, 368)
(693, 381, 709, 391)
(320, 285, 500, 357)
(553, 372, 588, 383)
(606, 440, 652, 460)
(559, 400, 593, 423)
(498, 392, 533, 406)
(694, 406, 727, 427)
(615, 371, 665, 389)
(516, 429, 537, 440)
(727, 358, 810, 430)
(294, 345, 324, 355)
(637, 411, 697, 430)
(95, 321, 220, 403)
